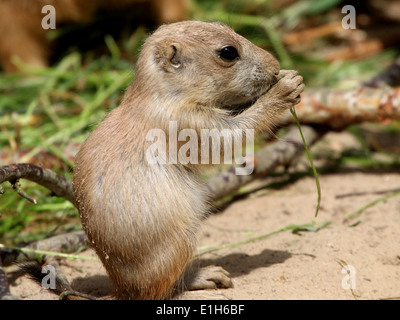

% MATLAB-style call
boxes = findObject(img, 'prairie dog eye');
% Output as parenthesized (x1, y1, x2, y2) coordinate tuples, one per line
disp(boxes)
(219, 46, 239, 61)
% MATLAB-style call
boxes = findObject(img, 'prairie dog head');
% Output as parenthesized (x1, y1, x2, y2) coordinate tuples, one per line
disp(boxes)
(135, 21, 280, 111)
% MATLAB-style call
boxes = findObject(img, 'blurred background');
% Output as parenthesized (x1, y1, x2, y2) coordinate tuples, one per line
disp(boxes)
(0, 0, 400, 244)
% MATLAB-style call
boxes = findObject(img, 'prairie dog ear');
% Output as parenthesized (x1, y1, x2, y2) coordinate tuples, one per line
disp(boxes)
(155, 41, 183, 72)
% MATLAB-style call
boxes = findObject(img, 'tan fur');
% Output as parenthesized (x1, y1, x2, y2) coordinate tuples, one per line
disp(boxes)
(73, 21, 304, 300)
(0, 0, 187, 72)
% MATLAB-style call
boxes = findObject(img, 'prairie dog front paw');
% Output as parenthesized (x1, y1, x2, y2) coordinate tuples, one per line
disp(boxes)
(268, 69, 304, 109)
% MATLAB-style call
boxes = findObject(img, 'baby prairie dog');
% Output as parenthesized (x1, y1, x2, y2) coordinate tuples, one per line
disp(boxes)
(73, 21, 304, 300)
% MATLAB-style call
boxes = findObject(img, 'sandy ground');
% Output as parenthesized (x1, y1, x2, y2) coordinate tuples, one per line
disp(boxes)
(7, 131, 400, 300)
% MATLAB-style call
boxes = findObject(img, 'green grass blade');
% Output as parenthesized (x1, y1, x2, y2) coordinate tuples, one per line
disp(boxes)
(290, 107, 321, 217)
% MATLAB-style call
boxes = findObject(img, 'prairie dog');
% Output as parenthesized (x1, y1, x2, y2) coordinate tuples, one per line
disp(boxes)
(0, 0, 187, 72)
(73, 21, 304, 299)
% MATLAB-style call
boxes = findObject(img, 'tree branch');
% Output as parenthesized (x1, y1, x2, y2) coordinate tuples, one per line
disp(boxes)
(206, 125, 324, 201)
(281, 86, 400, 129)
(0, 163, 75, 206)
(0, 230, 87, 267)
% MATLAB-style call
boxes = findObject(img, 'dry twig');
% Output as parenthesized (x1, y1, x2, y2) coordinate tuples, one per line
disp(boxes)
(0, 230, 86, 267)
(206, 125, 324, 200)
(281, 86, 400, 129)
(0, 163, 75, 205)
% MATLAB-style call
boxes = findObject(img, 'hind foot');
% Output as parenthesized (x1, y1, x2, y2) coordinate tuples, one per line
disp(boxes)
(186, 265, 233, 291)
